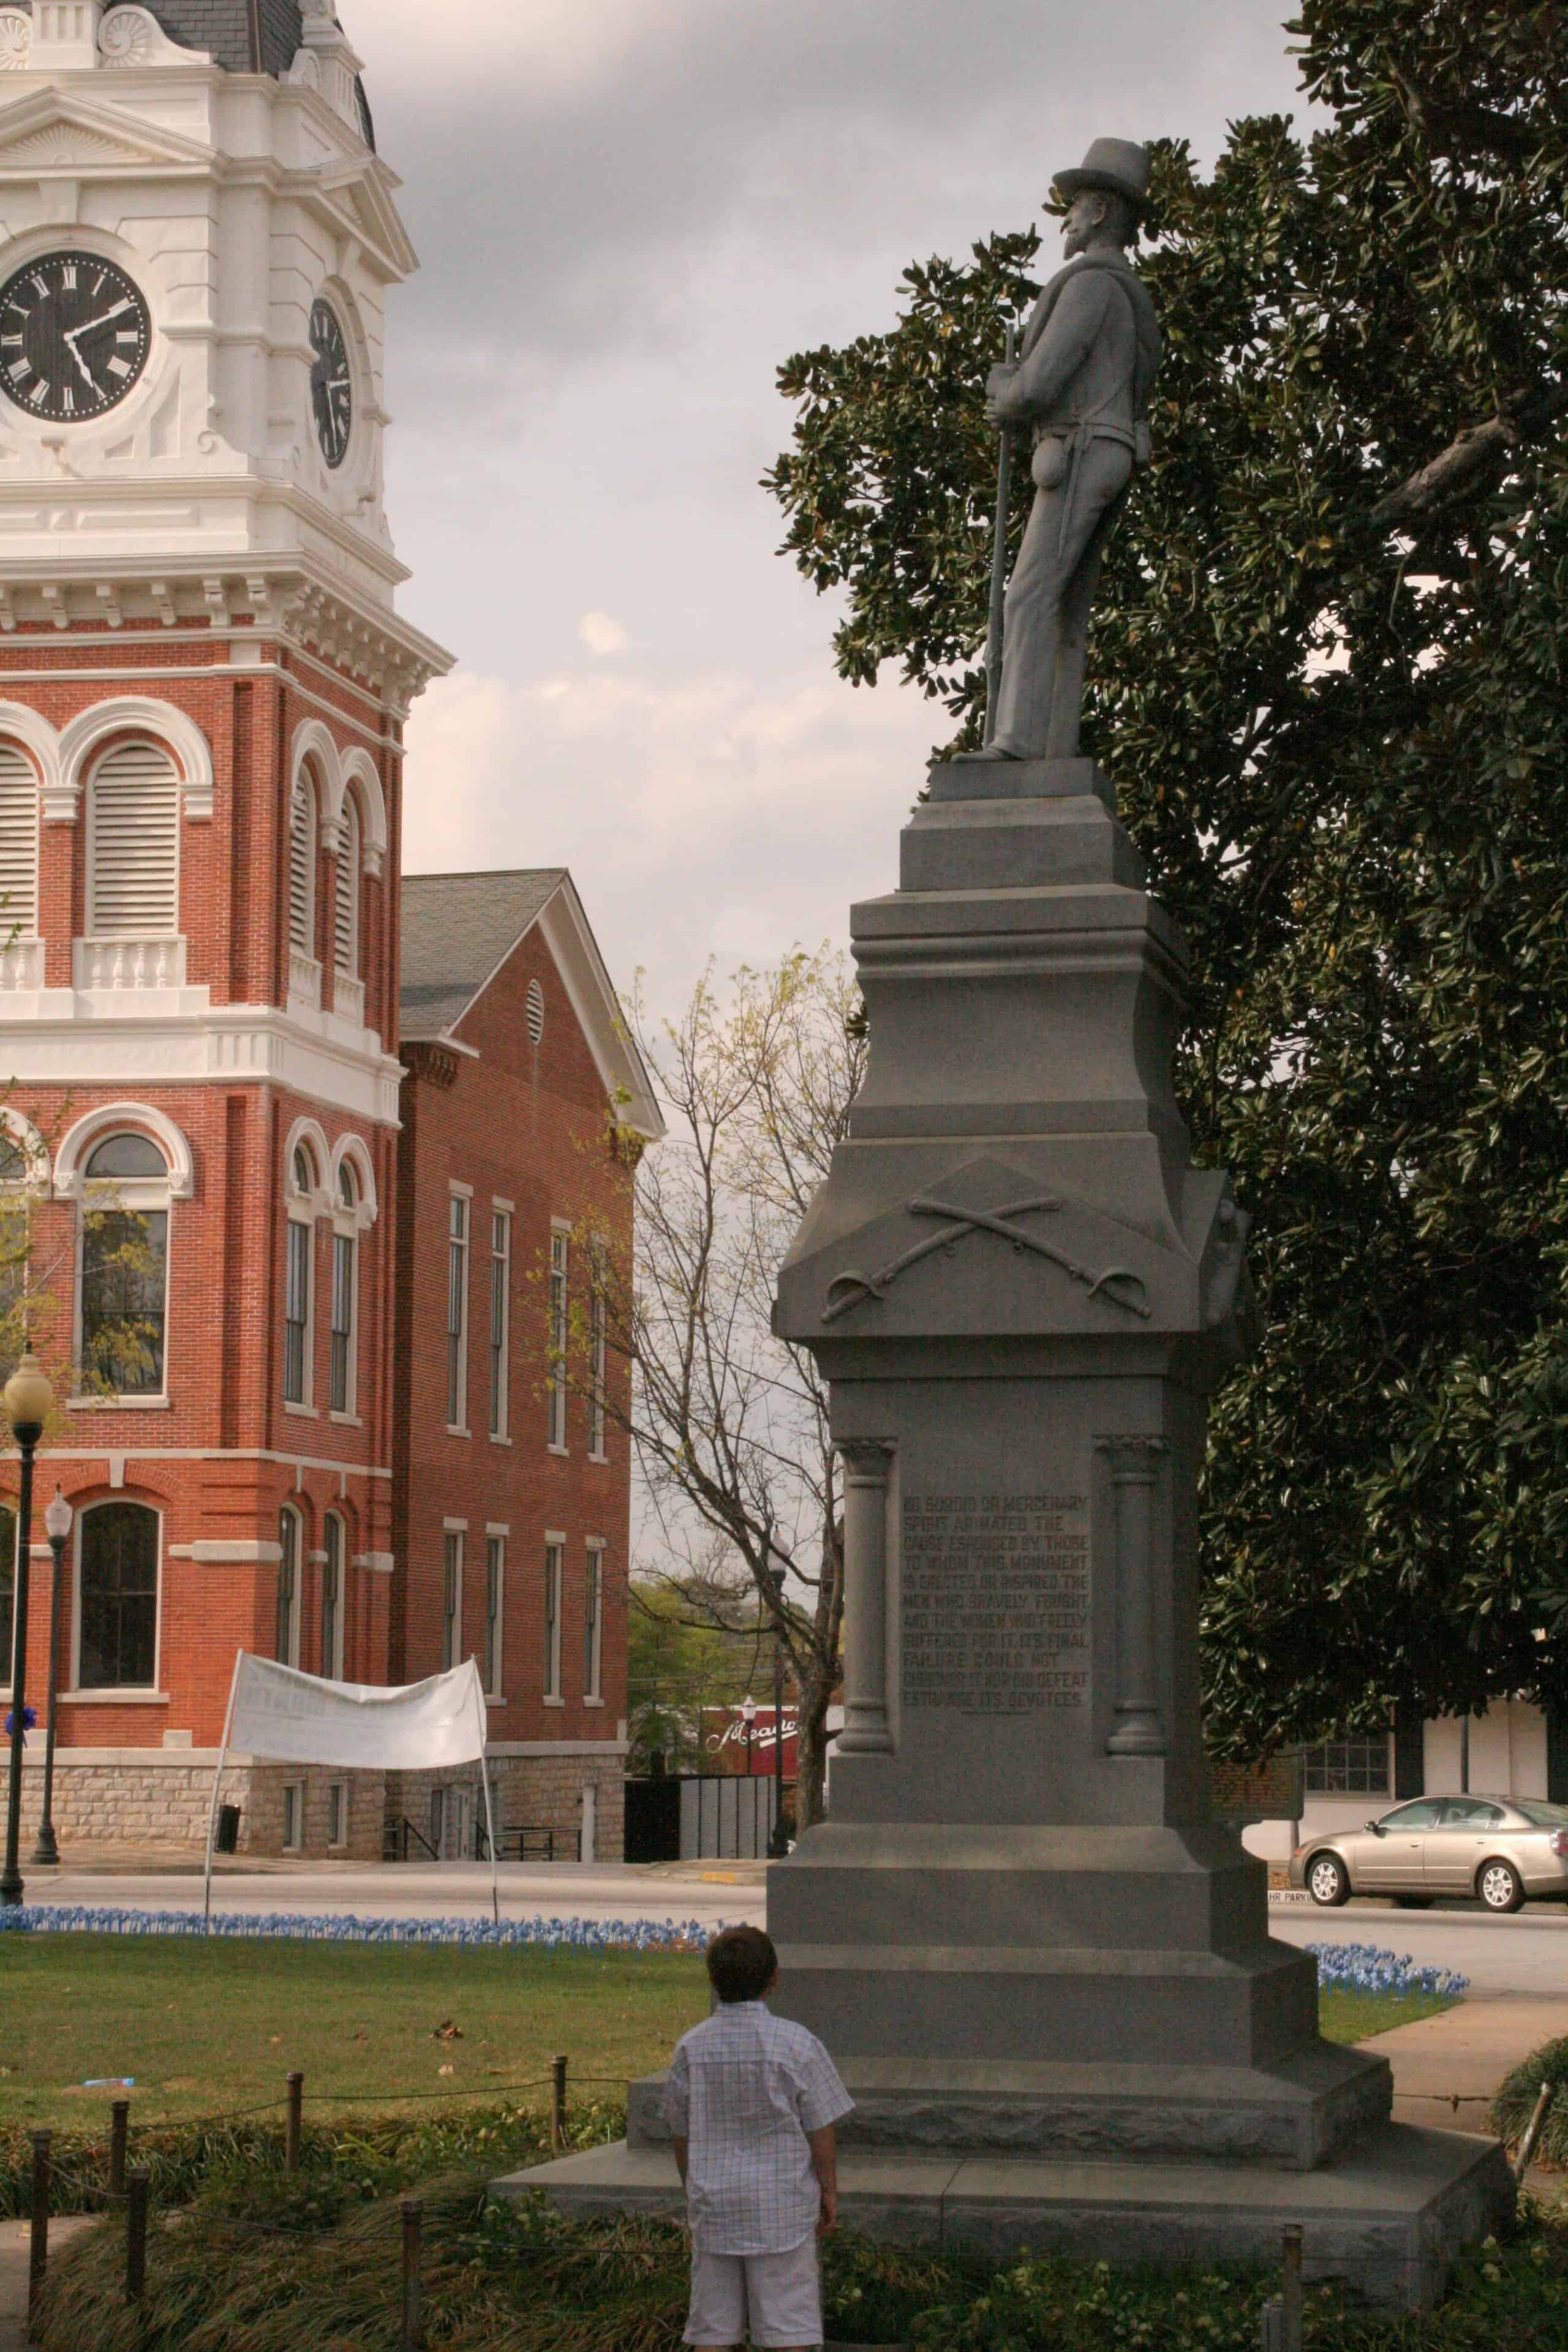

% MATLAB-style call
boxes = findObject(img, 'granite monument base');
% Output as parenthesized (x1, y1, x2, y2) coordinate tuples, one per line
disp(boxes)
(491, 2122, 1512, 2315)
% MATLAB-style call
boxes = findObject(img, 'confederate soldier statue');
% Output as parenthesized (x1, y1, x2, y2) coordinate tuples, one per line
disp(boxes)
(970, 138, 1159, 762)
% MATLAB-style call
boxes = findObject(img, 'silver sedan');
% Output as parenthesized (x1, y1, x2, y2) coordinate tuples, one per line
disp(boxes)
(1289, 1795, 1568, 1913)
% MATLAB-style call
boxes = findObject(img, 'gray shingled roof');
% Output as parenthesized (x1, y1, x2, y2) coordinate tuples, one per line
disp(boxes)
(401, 870, 568, 1042)
(106, 5, 374, 143)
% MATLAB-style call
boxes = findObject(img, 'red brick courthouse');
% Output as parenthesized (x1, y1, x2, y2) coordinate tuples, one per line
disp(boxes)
(0, 4, 662, 1857)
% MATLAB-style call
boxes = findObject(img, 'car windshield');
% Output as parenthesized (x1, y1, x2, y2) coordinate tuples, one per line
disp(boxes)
(1510, 1801, 1568, 1828)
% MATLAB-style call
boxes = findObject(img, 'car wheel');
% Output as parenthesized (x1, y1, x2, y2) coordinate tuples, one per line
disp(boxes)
(1307, 1852, 1351, 1907)
(1393, 1895, 1434, 1909)
(1477, 1859, 1525, 1915)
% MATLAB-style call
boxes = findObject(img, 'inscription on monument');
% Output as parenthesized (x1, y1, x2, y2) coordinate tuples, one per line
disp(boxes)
(901, 1492, 1090, 1714)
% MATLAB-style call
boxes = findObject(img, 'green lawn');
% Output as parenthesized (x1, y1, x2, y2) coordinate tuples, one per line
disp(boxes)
(0, 1937, 709, 2133)
(1319, 1985, 1461, 2041)
(0, 1932, 1453, 2139)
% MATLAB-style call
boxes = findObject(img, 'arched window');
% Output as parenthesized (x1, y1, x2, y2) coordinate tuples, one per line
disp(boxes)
(0, 741, 39, 940)
(288, 767, 318, 958)
(79, 1131, 171, 1398)
(322, 1508, 345, 1679)
(276, 1502, 302, 1668)
(334, 792, 361, 983)
(330, 1159, 358, 1417)
(86, 741, 179, 938)
(77, 1501, 159, 1691)
(284, 1143, 318, 1407)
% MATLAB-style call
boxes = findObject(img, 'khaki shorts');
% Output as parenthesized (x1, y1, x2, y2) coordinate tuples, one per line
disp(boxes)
(684, 2235, 822, 2347)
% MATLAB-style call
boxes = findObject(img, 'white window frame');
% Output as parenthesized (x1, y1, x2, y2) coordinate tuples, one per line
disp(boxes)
(584, 1539, 604, 1703)
(276, 1502, 303, 1669)
(588, 1248, 608, 1462)
(75, 1137, 175, 1408)
(447, 1187, 470, 1434)
(547, 1223, 569, 1453)
(333, 791, 361, 987)
(543, 1536, 564, 1703)
(281, 1779, 306, 1853)
(0, 739, 40, 946)
(484, 1526, 506, 1700)
(326, 1777, 350, 1850)
(71, 1498, 162, 1694)
(442, 1522, 465, 1672)
(284, 1144, 319, 1414)
(322, 1509, 346, 1681)
(329, 1167, 360, 1422)
(489, 1205, 511, 1442)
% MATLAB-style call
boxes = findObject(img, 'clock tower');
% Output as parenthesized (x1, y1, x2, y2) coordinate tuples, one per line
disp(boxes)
(0, 1, 451, 1855)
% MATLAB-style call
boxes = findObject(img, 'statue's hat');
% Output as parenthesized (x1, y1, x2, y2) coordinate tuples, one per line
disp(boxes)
(1053, 137, 1151, 214)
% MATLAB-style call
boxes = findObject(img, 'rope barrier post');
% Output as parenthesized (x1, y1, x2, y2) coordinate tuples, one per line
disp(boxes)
(550, 2054, 568, 2155)
(28, 2129, 50, 2325)
(1513, 2076, 1557, 2183)
(285, 2069, 304, 2176)
(400, 2196, 423, 2350)
(108, 2097, 129, 2200)
(1281, 2223, 1303, 2352)
(124, 2168, 149, 2307)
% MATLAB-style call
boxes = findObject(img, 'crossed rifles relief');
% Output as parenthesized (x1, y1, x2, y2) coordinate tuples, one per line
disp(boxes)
(821, 1191, 1151, 1325)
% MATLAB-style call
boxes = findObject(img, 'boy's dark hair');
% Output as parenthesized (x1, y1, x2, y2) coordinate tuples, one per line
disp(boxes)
(706, 1924, 778, 2003)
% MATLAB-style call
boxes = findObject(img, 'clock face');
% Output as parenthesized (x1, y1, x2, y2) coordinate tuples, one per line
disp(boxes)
(0, 252, 151, 423)
(309, 298, 353, 469)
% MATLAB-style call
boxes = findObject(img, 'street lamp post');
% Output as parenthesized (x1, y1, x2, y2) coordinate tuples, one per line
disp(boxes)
(741, 1692, 756, 1779)
(2, 1353, 55, 1909)
(767, 1569, 790, 1860)
(30, 1488, 72, 1869)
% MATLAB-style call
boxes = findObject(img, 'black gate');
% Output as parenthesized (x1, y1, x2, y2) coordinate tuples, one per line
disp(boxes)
(624, 1776, 682, 1863)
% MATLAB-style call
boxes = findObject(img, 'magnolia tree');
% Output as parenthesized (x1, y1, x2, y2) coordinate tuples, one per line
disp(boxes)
(562, 951, 866, 1830)
(761, 0, 1568, 1755)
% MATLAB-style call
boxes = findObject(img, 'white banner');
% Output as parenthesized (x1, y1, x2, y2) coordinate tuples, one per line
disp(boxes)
(225, 1652, 488, 1771)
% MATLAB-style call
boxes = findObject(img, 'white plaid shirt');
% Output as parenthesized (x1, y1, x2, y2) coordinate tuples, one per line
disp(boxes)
(661, 2000, 854, 2254)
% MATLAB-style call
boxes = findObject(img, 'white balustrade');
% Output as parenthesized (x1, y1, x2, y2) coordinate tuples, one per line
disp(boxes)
(332, 971, 365, 1025)
(288, 947, 322, 1010)
(74, 936, 186, 992)
(0, 937, 44, 990)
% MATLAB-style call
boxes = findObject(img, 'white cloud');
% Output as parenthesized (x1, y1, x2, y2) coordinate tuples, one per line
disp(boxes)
(578, 611, 629, 655)
(402, 656, 940, 1019)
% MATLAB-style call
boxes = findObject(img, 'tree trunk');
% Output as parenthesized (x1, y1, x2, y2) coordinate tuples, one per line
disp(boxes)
(793, 1654, 835, 1830)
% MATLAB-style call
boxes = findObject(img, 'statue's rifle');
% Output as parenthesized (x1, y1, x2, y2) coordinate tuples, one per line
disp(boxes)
(982, 320, 1017, 745)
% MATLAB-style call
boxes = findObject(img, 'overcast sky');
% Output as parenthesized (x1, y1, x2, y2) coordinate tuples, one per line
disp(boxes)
(363, 0, 1306, 1021)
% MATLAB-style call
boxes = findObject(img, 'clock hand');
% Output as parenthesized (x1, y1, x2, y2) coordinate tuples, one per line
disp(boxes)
(62, 336, 98, 393)
(65, 302, 133, 343)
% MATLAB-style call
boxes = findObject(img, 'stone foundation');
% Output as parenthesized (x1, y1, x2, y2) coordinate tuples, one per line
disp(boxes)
(2, 1747, 625, 1863)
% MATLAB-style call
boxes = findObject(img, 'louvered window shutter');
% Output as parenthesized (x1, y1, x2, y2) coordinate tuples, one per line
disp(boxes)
(289, 772, 317, 954)
(334, 796, 360, 976)
(88, 742, 179, 937)
(0, 743, 39, 934)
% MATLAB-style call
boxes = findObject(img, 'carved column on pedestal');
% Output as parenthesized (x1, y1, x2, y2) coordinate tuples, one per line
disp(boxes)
(837, 1441, 895, 1754)
(1099, 1435, 1167, 1756)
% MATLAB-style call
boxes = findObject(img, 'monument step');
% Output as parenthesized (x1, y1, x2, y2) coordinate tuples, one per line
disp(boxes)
(492, 2123, 1511, 2315)
(625, 2040, 1389, 2171)
(900, 793, 1145, 892)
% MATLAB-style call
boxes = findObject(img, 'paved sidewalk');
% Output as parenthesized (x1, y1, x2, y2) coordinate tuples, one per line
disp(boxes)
(1359, 1992, 1568, 2204)
(0, 2215, 95, 2352)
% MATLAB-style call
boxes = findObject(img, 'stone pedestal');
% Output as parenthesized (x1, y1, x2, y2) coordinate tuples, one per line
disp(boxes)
(493, 756, 1513, 2305)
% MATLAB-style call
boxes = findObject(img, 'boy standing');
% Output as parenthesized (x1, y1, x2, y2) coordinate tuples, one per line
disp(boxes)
(663, 1924, 854, 2352)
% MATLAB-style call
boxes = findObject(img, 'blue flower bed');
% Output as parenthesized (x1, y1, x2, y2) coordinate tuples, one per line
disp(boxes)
(0, 1906, 714, 1951)
(1306, 1940, 1468, 1999)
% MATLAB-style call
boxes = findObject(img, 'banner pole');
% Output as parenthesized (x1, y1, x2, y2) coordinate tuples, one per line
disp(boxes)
(203, 1651, 243, 1932)
(476, 1664, 499, 1928)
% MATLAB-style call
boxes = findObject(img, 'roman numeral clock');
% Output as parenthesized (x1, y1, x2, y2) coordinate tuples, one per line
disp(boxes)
(0, 252, 150, 421)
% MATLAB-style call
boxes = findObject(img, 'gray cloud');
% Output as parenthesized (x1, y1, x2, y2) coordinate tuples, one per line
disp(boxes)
(356, 1, 1307, 1011)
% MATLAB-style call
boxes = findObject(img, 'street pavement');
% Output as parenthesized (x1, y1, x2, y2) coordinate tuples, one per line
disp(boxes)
(26, 1857, 767, 1931)
(23, 1861, 1568, 1992)
(1268, 1897, 1568, 1995)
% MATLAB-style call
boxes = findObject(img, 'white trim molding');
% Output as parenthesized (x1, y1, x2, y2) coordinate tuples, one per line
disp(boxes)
(284, 1115, 333, 1211)
(165, 1540, 284, 1564)
(58, 697, 216, 823)
(0, 1107, 50, 1192)
(53, 1100, 195, 1200)
(330, 1131, 378, 1225)
(0, 700, 66, 821)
